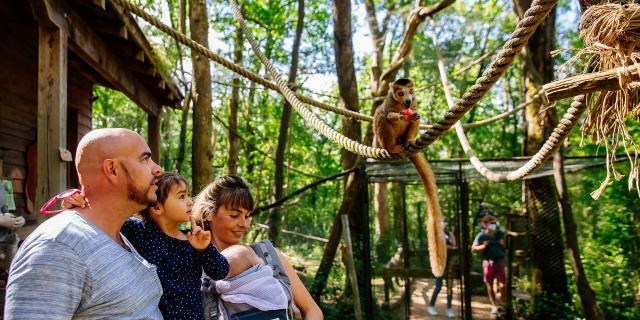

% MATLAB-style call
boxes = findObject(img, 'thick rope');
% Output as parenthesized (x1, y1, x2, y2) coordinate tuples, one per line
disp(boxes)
(405, 0, 560, 153)
(429, 19, 587, 182)
(112, 0, 374, 122)
(114, 0, 557, 157)
(228, 0, 397, 160)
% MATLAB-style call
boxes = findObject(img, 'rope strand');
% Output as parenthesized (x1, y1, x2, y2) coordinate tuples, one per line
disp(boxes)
(229, 0, 397, 160)
(429, 18, 587, 182)
(405, 0, 560, 152)
(113, 0, 560, 159)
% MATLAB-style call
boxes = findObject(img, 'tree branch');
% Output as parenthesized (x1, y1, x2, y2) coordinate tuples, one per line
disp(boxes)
(377, 0, 456, 94)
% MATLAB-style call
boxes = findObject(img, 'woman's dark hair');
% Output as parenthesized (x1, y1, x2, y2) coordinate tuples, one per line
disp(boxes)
(193, 175, 254, 228)
(139, 172, 188, 220)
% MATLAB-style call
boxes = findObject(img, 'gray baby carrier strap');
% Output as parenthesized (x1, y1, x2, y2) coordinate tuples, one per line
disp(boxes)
(250, 240, 293, 302)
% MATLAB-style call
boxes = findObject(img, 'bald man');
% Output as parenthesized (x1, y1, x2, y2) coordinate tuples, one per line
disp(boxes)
(5, 128, 164, 319)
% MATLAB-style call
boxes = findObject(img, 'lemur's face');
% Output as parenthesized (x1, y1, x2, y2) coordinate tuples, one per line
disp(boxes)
(392, 82, 414, 108)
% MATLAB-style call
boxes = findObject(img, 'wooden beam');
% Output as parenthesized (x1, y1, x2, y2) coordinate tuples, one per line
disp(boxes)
(110, 0, 182, 104)
(128, 60, 157, 77)
(92, 20, 127, 39)
(542, 64, 640, 102)
(148, 112, 160, 163)
(30, 0, 160, 115)
(36, 25, 68, 224)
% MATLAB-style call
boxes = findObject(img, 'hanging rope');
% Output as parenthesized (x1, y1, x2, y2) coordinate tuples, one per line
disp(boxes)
(404, 0, 560, 153)
(114, 0, 558, 158)
(429, 19, 587, 182)
(228, 0, 397, 160)
(112, 0, 375, 122)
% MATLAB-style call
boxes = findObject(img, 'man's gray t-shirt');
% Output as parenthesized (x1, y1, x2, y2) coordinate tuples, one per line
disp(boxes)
(4, 211, 164, 319)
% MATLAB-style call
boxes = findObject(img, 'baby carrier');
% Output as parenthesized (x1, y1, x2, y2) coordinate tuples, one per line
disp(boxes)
(202, 240, 299, 320)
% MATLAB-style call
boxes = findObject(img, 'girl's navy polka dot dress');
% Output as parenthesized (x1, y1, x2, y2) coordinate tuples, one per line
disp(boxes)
(122, 218, 229, 320)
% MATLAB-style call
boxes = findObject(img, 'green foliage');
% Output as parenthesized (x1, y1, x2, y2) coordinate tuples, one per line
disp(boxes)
(92, 86, 147, 136)
(88, 0, 640, 317)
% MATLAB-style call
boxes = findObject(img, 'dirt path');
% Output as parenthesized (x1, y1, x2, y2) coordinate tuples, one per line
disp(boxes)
(410, 279, 495, 320)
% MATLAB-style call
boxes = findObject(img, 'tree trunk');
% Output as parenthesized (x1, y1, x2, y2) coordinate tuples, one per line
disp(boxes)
(374, 183, 390, 263)
(244, 73, 257, 175)
(363, 0, 391, 267)
(311, 168, 367, 300)
(189, 0, 213, 192)
(335, 10, 361, 170)
(167, 0, 190, 175)
(553, 152, 603, 320)
(227, 18, 243, 175)
(513, 0, 570, 314)
(176, 94, 191, 175)
(332, 0, 370, 309)
(391, 182, 404, 245)
(313, 2, 372, 315)
(269, 0, 305, 245)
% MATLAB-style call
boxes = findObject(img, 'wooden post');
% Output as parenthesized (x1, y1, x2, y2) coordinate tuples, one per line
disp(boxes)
(542, 63, 640, 103)
(505, 215, 515, 319)
(360, 164, 373, 320)
(401, 183, 410, 319)
(148, 111, 161, 164)
(459, 177, 472, 320)
(36, 25, 67, 224)
(416, 201, 427, 268)
(341, 214, 363, 320)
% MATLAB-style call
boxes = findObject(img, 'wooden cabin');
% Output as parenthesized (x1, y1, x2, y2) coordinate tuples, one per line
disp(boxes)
(0, 0, 182, 235)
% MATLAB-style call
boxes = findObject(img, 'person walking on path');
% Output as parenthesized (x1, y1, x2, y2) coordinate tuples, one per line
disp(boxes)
(471, 210, 506, 314)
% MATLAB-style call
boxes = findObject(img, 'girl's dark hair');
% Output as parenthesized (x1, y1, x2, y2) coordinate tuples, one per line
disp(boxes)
(139, 172, 188, 220)
(193, 175, 253, 228)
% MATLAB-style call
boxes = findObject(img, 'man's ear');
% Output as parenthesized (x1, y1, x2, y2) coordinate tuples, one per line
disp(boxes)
(103, 159, 118, 183)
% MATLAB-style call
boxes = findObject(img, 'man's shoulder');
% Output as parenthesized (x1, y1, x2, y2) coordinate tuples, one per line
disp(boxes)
(21, 211, 100, 252)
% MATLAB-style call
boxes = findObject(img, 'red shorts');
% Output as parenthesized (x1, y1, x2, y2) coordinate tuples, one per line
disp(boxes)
(482, 259, 505, 284)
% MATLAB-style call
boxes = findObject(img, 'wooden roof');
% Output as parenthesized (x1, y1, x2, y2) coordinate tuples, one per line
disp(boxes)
(31, 0, 182, 115)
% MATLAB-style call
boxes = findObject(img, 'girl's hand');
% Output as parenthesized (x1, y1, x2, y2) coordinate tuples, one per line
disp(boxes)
(61, 192, 89, 209)
(186, 215, 211, 251)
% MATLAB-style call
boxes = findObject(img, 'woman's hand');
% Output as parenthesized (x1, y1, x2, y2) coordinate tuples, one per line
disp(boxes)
(186, 215, 212, 251)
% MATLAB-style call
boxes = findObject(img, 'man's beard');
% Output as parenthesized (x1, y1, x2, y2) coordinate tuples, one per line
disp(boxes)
(122, 164, 156, 207)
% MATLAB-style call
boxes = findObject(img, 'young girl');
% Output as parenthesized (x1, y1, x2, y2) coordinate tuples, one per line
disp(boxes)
(63, 172, 229, 320)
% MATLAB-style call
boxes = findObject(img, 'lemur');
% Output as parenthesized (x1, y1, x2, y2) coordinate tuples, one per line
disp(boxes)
(373, 78, 447, 277)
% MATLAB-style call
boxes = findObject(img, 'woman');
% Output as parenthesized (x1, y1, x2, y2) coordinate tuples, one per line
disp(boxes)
(193, 175, 323, 320)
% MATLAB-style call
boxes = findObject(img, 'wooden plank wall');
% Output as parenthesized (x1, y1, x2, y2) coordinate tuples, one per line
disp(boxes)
(0, 2, 39, 220)
(0, 1, 94, 224)
(67, 65, 94, 188)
